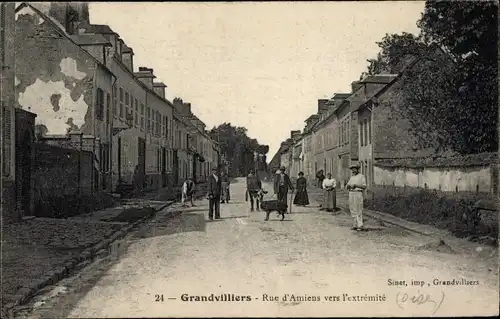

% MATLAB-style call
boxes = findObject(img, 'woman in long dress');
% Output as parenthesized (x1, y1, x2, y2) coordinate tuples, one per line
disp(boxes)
(220, 172, 230, 203)
(322, 173, 337, 212)
(293, 172, 309, 206)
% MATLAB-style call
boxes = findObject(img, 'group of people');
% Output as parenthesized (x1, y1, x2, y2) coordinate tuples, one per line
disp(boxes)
(180, 163, 367, 231)
(314, 165, 367, 231)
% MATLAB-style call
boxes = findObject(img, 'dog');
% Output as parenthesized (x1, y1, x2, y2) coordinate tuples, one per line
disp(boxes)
(259, 190, 287, 221)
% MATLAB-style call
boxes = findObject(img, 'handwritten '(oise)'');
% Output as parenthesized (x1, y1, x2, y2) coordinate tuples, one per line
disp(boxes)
(396, 291, 445, 315)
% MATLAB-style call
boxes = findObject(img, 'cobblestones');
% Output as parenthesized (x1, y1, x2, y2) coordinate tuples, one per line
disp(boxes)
(2, 199, 173, 316)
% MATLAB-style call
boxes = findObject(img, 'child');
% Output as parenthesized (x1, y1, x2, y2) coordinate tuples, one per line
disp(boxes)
(182, 177, 196, 207)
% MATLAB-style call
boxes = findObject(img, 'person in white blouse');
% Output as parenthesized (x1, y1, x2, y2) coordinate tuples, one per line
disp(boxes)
(346, 164, 367, 231)
(321, 173, 337, 212)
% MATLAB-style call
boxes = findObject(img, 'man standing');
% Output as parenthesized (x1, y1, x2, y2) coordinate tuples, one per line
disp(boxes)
(207, 168, 222, 220)
(181, 177, 195, 207)
(274, 166, 294, 203)
(246, 169, 262, 212)
(346, 164, 367, 231)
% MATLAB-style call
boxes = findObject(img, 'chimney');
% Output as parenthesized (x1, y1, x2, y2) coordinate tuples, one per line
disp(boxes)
(290, 130, 301, 139)
(183, 102, 192, 115)
(116, 38, 123, 60)
(121, 44, 134, 72)
(351, 81, 363, 93)
(173, 97, 184, 110)
(317, 99, 329, 114)
(134, 67, 156, 89)
(153, 82, 167, 99)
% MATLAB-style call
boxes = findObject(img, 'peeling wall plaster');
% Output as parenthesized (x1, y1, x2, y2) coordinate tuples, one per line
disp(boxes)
(18, 78, 88, 135)
(60, 57, 87, 80)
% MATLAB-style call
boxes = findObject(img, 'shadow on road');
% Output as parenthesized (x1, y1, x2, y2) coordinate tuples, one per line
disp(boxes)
(134, 212, 206, 240)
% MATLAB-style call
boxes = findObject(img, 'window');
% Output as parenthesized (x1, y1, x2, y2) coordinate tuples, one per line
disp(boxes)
(106, 93, 111, 124)
(359, 121, 364, 147)
(119, 87, 124, 118)
(165, 116, 169, 138)
(134, 98, 139, 126)
(140, 104, 145, 129)
(156, 111, 160, 136)
(125, 91, 130, 117)
(2, 102, 11, 177)
(368, 117, 372, 145)
(96, 88, 104, 121)
(338, 124, 341, 147)
(113, 87, 117, 118)
(147, 107, 151, 132)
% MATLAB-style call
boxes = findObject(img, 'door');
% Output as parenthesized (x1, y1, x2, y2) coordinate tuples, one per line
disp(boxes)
(172, 150, 179, 185)
(161, 147, 167, 187)
(101, 143, 109, 190)
(138, 137, 146, 187)
(117, 137, 122, 182)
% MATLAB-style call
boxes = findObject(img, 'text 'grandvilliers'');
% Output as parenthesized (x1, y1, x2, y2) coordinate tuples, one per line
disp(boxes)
(181, 294, 253, 302)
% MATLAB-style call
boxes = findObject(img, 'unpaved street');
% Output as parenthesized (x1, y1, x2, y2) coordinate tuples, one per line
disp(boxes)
(18, 178, 498, 318)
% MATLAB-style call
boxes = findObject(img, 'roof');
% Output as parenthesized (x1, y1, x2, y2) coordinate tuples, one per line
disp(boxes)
(305, 114, 319, 122)
(122, 43, 134, 54)
(375, 152, 497, 169)
(70, 34, 112, 46)
(83, 24, 115, 35)
(134, 71, 156, 79)
(359, 74, 398, 84)
(153, 82, 167, 88)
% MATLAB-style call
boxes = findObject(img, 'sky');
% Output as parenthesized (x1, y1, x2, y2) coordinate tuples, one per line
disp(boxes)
(89, 1, 425, 158)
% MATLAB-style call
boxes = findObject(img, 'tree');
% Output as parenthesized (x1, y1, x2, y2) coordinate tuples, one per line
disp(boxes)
(362, 32, 428, 78)
(209, 123, 269, 176)
(412, 0, 498, 153)
(364, 1, 498, 154)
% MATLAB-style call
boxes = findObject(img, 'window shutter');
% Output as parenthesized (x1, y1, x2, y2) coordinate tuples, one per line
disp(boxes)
(2, 102, 12, 177)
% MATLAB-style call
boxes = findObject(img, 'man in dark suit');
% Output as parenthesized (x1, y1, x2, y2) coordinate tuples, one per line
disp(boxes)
(274, 166, 294, 203)
(207, 168, 222, 220)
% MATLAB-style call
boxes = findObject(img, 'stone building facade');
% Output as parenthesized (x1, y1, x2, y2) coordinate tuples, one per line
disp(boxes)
(1, 3, 18, 223)
(14, 3, 114, 192)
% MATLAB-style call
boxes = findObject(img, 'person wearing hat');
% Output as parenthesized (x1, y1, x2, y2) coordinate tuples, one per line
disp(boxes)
(274, 166, 294, 203)
(346, 163, 367, 231)
(207, 167, 222, 220)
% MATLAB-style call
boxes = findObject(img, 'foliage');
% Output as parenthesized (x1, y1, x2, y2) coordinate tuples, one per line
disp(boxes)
(363, 0, 498, 154)
(366, 188, 497, 241)
(209, 123, 269, 177)
(362, 32, 428, 77)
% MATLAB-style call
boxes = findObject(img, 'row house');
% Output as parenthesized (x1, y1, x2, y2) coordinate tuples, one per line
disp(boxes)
(279, 47, 460, 192)
(172, 97, 219, 184)
(14, 2, 218, 199)
(172, 98, 191, 186)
